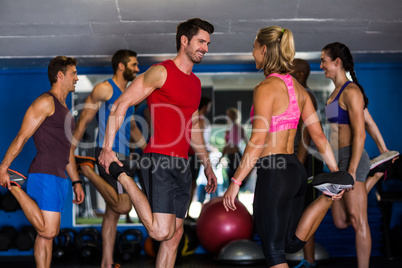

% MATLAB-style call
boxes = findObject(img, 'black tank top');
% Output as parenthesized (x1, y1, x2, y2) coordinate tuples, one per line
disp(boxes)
(28, 91, 75, 178)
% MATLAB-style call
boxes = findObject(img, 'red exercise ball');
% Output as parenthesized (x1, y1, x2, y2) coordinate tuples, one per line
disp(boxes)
(196, 197, 254, 254)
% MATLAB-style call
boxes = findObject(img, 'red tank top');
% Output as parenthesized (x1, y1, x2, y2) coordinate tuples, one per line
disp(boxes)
(28, 92, 75, 178)
(144, 60, 201, 159)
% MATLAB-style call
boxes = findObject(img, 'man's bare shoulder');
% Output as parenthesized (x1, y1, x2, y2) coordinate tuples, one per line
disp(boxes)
(91, 80, 114, 102)
(31, 93, 55, 116)
(94, 80, 113, 92)
(143, 65, 167, 88)
(35, 93, 54, 106)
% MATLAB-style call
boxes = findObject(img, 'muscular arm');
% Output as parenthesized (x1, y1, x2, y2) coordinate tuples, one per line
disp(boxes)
(232, 83, 272, 183)
(297, 91, 317, 164)
(130, 115, 147, 151)
(191, 111, 218, 193)
(66, 149, 81, 183)
(364, 108, 387, 154)
(71, 82, 112, 152)
(0, 95, 54, 188)
(223, 82, 272, 211)
(296, 122, 311, 165)
(301, 92, 338, 172)
(344, 87, 366, 179)
(191, 111, 209, 167)
(65, 149, 85, 204)
(99, 65, 166, 171)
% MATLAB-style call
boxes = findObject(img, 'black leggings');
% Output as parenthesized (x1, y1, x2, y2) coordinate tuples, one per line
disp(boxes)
(253, 154, 307, 267)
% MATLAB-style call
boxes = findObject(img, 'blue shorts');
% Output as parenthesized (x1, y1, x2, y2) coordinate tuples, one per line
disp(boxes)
(26, 173, 69, 213)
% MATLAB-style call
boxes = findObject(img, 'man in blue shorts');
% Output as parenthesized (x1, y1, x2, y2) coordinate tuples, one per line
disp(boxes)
(0, 56, 85, 268)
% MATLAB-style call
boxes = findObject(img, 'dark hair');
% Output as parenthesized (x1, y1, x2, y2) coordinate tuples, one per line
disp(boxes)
(112, 50, 137, 74)
(199, 96, 211, 110)
(176, 18, 214, 52)
(48, 56, 78, 85)
(293, 58, 310, 79)
(322, 42, 369, 108)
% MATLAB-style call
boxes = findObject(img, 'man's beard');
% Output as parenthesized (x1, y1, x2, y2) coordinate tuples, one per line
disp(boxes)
(123, 69, 136, 81)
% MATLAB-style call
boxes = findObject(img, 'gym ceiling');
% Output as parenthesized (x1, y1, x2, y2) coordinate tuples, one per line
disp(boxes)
(1, 0, 401, 69)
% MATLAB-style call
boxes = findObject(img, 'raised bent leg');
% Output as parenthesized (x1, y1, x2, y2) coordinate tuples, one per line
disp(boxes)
(110, 158, 188, 268)
(331, 197, 350, 229)
(10, 187, 60, 237)
(295, 195, 333, 242)
(80, 163, 132, 267)
(117, 173, 177, 240)
(10, 190, 60, 268)
(365, 172, 384, 193)
(10, 187, 61, 268)
(80, 165, 132, 214)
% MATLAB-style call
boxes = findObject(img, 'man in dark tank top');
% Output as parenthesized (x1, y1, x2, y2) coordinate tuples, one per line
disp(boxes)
(0, 56, 85, 268)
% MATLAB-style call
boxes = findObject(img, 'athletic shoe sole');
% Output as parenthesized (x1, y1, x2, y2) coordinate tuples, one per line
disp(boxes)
(368, 151, 399, 176)
(75, 155, 96, 171)
(311, 171, 354, 196)
(370, 151, 399, 169)
(8, 168, 27, 188)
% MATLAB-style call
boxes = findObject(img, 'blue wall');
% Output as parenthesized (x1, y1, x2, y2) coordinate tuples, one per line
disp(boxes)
(357, 63, 402, 157)
(0, 62, 401, 257)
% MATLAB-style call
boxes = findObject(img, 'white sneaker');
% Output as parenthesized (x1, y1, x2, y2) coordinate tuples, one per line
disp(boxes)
(312, 171, 354, 196)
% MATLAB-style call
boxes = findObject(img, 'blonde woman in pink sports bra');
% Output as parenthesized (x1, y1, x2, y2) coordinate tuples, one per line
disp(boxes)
(222, 26, 354, 268)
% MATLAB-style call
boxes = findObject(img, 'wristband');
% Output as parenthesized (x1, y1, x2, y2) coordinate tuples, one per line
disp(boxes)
(231, 177, 242, 186)
(72, 180, 83, 187)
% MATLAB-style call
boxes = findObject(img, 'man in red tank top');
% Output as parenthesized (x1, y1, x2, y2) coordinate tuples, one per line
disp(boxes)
(0, 56, 85, 268)
(98, 18, 217, 268)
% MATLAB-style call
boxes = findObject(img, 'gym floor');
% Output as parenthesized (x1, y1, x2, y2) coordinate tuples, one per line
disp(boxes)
(1, 254, 402, 268)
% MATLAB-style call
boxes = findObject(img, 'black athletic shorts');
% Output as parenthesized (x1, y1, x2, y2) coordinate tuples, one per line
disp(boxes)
(140, 153, 192, 219)
(95, 147, 135, 194)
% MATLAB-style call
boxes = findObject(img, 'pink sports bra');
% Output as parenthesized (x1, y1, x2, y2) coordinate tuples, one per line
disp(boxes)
(250, 73, 300, 133)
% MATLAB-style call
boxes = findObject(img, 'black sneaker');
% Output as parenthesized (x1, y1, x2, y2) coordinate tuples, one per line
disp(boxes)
(111, 263, 121, 268)
(109, 162, 128, 180)
(8, 169, 27, 188)
(75, 155, 96, 173)
(311, 171, 354, 196)
(368, 151, 399, 176)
